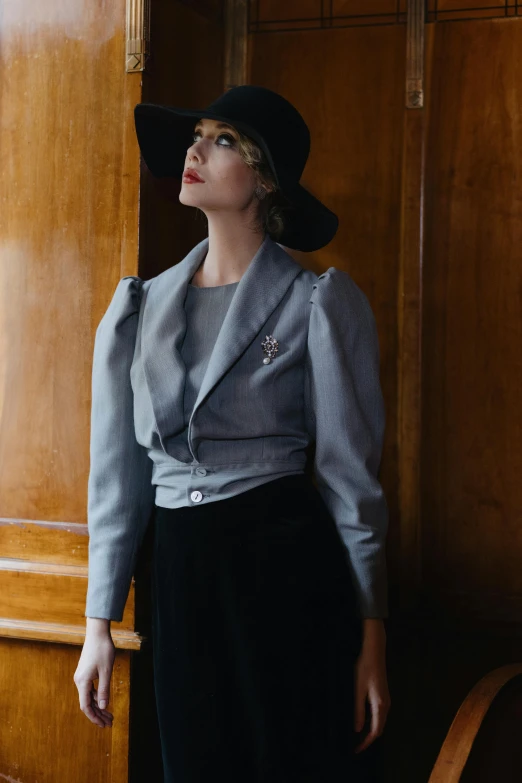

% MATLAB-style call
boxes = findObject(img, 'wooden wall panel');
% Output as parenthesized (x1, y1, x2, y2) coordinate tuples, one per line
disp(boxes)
(249, 21, 406, 600)
(3, 0, 522, 778)
(248, 5, 522, 779)
(0, 638, 131, 782)
(248, 0, 408, 30)
(0, 0, 150, 780)
(130, 3, 226, 778)
(0, 0, 143, 525)
(139, 0, 226, 280)
(0, 0, 148, 650)
(421, 19, 522, 625)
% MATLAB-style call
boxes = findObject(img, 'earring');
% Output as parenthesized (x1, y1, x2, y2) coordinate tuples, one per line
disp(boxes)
(254, 185, 267, 200)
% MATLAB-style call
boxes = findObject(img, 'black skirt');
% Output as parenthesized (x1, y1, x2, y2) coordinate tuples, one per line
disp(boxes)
(151, 473, 378, 782)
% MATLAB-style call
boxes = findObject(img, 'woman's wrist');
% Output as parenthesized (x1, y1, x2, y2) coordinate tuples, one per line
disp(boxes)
(361, 618, 386, 651)
(85, 617, 111, 636)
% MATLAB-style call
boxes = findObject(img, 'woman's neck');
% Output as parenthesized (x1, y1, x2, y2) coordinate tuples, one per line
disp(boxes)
(191, 226, 267, 288)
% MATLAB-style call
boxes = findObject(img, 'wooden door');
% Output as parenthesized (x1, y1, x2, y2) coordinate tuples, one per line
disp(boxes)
(0, 1, 223, 780)
(241, 1, 522, 780)
(4, 1, 522, 780)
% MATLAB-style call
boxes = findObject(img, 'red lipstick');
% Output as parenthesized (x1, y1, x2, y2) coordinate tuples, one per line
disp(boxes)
(183, 168, 205, 183)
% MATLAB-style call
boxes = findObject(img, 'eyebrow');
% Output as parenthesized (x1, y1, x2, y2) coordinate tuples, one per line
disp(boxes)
(193, 121, 238, 135)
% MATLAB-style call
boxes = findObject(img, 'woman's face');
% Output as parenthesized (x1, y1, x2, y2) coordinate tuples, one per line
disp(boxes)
(179, 117, 259, 213)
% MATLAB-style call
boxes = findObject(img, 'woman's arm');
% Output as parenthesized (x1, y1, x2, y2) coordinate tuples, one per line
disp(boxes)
(354, 618, 390, 753)
(86, 617, 111, 635)
(304, 268, 389, 619)
(304, 268, 391, 751)
(363, 617, 386, 638)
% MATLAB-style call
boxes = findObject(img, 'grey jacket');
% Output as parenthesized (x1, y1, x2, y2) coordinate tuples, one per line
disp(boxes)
(85, 233, 389, 622)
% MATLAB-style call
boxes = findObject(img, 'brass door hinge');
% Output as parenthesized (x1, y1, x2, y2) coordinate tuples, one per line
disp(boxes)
(126, 0, 151, 73)
(406, 0, 425, 108)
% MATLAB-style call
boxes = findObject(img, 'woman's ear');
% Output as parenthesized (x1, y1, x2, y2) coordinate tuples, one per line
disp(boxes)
(254, 185, 268, 200)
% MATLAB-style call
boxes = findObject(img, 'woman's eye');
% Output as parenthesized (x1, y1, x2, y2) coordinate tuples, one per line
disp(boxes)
(217, 133, 235, 147)
(191, 131, 235, 147)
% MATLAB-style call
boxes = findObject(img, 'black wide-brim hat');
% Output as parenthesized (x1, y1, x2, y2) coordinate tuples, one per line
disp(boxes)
(134, 85, 339, 252)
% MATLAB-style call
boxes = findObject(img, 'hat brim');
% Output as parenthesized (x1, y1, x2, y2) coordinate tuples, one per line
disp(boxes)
(278, 181, 339, 252)
(134, 103, 279, 182)
(134, 103, 338, 251)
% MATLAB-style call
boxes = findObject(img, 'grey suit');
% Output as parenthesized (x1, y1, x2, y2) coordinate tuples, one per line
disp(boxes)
(85, 233, 389, 622)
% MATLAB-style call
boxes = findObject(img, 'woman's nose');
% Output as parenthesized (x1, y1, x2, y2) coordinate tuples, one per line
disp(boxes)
(187, 142, 203, 161)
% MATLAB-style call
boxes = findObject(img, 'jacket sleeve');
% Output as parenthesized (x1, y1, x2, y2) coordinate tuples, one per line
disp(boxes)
(304, 268, 389, 619)
(85, 276, 156, 622)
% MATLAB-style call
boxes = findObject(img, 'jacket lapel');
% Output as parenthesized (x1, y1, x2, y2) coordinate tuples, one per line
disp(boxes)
(141, 234, 303, 460)
(141, 238, 209, 457)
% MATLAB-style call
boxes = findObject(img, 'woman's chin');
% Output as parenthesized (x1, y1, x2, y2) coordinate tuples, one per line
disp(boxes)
(179, 191, 203, 207)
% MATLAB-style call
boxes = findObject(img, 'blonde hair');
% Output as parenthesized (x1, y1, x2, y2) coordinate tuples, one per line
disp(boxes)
(191, 122, 293, 240)
(235, 131, 292, 241)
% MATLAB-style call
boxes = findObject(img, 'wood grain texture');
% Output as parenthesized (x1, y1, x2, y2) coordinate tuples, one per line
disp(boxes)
(0, 560, 141, 643)
(0, 0, 144, 639)
(406, 0, 425, 107)
(0, 520, 144, 644)
(421, 19, 522, 625)
(0, 637, 131, 782)
(249, 20, 405, 604)
(0, 518, 89, 564)
(0, 617, 144, 649)
(224, 0, 248, 88)
(139, 0, 226, 279)
(0, 0, 150, 778)
(0, 0, 142, 525)
(397, 96, 425, 610)
(428, 665, 522, 782)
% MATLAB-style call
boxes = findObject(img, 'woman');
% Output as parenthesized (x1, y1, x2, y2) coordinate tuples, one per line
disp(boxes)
(74, 85, 391, 781)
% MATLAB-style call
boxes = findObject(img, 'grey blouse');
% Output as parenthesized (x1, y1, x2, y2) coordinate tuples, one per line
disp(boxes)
(180, 281, 240, 431)
(151, 281, 305, 508)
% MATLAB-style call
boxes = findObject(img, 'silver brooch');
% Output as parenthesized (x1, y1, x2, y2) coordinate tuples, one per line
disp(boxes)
(261, 334, 279, 364)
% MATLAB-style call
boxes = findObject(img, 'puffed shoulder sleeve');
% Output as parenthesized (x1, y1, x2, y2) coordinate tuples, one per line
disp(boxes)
(85, 276, 156, 622)
(304, 268, 389, 619)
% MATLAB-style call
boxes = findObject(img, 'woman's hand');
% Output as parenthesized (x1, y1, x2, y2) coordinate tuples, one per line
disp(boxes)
(353, 618, 391, 754)
(73, 618, 116, 728)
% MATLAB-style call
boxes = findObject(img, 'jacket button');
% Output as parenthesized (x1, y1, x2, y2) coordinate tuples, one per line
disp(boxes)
(195, 467, 207, 476)
(190, 490, 203, 503)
